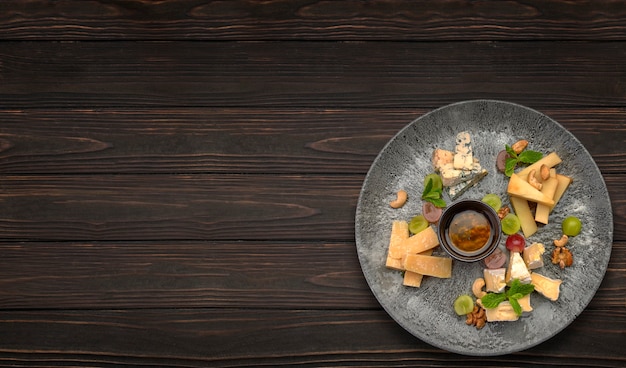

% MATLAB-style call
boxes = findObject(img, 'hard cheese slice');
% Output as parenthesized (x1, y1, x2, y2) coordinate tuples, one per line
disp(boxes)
(507, 173, 555, 207)
(403, 254, 452, 278)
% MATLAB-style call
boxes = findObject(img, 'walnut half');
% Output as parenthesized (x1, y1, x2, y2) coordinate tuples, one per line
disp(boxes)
(551, 247, 573, 269)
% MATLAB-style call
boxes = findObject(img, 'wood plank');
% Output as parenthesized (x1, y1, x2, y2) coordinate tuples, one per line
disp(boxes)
(0, 240, 622, 310)
(0, 108, 624, 175)
(1, 41, 625, 108)
(0, 241, 375, 310)
(1, 0, 626, 41)
(0, 308, 623, 367)
(0, 174, 623, 241)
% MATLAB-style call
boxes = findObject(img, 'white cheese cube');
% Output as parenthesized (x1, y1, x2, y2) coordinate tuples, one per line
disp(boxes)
(506, 251, 532, 284)
(484, 268, 507, 293)
(523, 242, 545, 270)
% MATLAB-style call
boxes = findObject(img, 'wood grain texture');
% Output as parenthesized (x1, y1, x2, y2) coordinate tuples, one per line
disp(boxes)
(0, 174, 623, 241)
(1, 41, 625, 108)
(0, 108, 624, 175)
(0, 240, 622, 311)
(1, 0, 626, 41)
(0, 308, 623, 367)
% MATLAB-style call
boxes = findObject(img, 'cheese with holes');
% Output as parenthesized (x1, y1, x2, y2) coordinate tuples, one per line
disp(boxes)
(484, 268, 506, 293)
(531, 272, 562, 301)
(403, 254, 452, 278)
(523, 242, 545, 270)
(506, 251, 532, 284)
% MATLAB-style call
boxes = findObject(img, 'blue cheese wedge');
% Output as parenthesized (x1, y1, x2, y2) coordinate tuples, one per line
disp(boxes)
(453, 131, 473, 170)
(484, 268, 507, 293)
(446, 167, 488, 200)
(432, 148, 454, 172)
(523, 242, 545, 270)
(506, 251, 532, 284)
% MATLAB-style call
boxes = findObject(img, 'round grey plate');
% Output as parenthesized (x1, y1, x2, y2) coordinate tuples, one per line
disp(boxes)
(355, 100, 613, 356)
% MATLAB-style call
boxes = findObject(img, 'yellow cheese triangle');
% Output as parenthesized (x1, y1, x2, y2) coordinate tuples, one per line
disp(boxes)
(507, 173, 555, 207)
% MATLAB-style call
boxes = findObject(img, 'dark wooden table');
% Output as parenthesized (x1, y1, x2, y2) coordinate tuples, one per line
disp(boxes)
(1, 1, 624, 366)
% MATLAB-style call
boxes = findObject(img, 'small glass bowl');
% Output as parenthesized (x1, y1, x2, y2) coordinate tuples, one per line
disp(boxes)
(437, 199, 501, 262)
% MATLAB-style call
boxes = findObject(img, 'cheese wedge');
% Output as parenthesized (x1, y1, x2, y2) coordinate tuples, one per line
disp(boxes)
(385, 221, 410, 270)
(485, 301, 519, 322)
(535, 174, 558, 224)
(509, 196, 538, 238)
(401, 226, 440, 254)
(505, 251, 532, 285)
(403, 254, 452, 278)
(402, 249, 434, 287)
(523, 242, 545, 270)
(518, 293, 533, 312)
(507, 173, 555, 207)
(551, 174, 573, 212)
(531, 272, 562, 301)
(517, 152, 562, 181)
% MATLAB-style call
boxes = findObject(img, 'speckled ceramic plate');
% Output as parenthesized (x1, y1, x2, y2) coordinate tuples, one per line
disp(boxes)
(355, 100, 612, 356)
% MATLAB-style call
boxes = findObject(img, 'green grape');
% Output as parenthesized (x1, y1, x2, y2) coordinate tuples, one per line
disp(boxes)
(453, 294, 474, 316)
(501, 213, 521, 235)
(482, 193, 502, 211)
(562, 216, 582, 236)
(424, 173, 443, 192)
(409, 215, 429, 234)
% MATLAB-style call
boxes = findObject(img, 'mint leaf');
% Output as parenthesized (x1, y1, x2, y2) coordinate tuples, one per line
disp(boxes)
(505, 157, 518, 177)
(509, 297, 522, 316)
(425, 197, 446, 208)
(505, 144, 517, 158)
(422, 191, 441, 200)
(509, 292, 524, 300)
(422, 177, 433, 197)
(481, 293, 507, 308)
(518, 150, 543, 164)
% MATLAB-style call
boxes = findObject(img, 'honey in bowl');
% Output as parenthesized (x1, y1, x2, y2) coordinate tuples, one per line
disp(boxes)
(437, 199, 501, 262)
(448, 210, 491, 252)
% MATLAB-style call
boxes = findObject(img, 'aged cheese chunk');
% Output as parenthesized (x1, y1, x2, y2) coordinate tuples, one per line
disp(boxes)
(506, 251, 532, 285)
(402, 249, 434, 288)
(453, 131, 473, 169)
(403, 254, 452, 278)
(432, 148, 454, 172)
(385, 220, 410, 270)
(535, 174, 558, 224)
(517, 152, 562, 181)
(551, 174, 573, 212)
(485, 301, 519, 322)
(531, 272, 562, 301)
(401, 226, 440, 254)
(484, 268, 506, 293)
(523, 242, 545, 270)
(507, 173, 555, 207)
(509, 196, 538, 238)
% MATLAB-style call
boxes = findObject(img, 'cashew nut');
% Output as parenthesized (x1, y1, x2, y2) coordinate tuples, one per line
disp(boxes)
(389, 190, 408, 209)
(511, 139, 529, 154)
(540, 164, 550, 181)
(472, 277, 487, 298)
(528, 169, 543, 190)
(554, 234, 569, 247)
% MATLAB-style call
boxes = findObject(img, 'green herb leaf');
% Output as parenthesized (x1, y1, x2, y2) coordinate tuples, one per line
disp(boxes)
(504, 157, 518, 177)
(481, 293, 507, 308)
(509, 292, 524, 300)
(507, 279, 535, 297)
(422, 191, 441, 200)
(518, 150, 543, 164)
(505, 144, 517, 158)
(424, 197, 446, 208)
(422, 177, 433, 197)
(509, 297, 522, 316)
